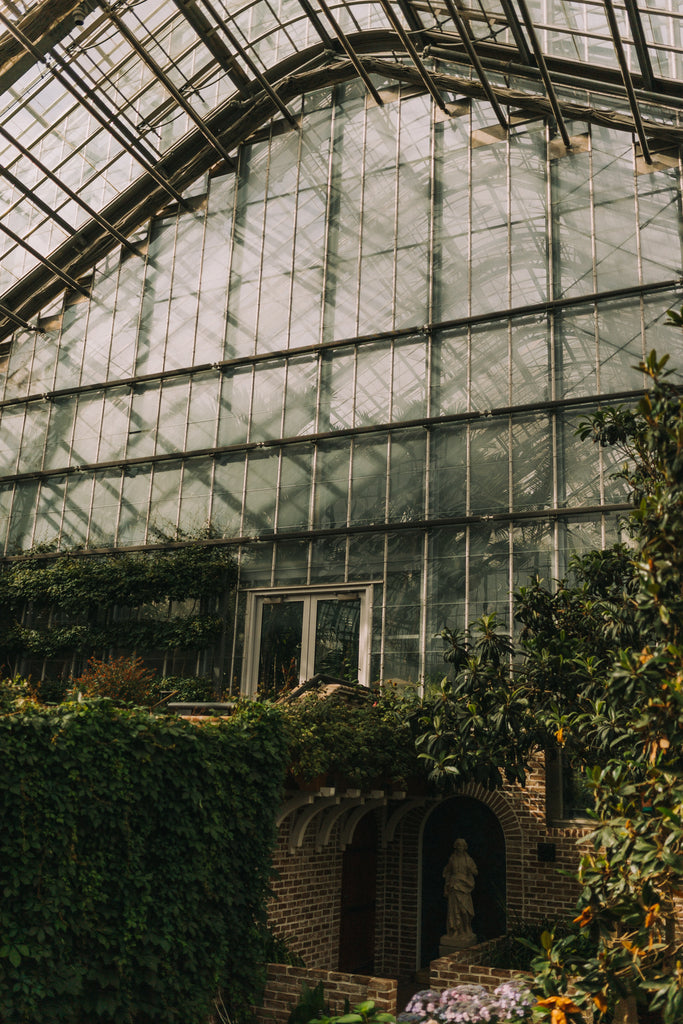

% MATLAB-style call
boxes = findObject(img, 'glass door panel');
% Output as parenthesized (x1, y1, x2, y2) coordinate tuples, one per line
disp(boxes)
(257, 600, 304, 697)
(313, 598, 361, 681)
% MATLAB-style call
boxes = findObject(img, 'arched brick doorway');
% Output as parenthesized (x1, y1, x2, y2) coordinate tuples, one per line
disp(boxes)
(420, 796, 506, 967)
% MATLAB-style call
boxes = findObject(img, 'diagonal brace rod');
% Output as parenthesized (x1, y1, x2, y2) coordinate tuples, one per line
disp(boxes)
(378, 0, 449, 113)
(604, 0, 652, 163)
(442, 0, 508, 128)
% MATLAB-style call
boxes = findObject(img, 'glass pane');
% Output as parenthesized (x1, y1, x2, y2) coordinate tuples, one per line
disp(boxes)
(258, 600, 304, 697)
(314, 598, 360, 681)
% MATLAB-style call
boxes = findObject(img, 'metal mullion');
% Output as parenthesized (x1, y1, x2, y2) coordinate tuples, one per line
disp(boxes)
(316, 0, 385, 106)
(353, 98, 368, 342)
(253, 129, 274, 357)
(194, 0, 300, 127)
(603, 0, 652, 163)
(427, 92, 437, 329)
(511, 0, 571, 148)
(632, 137, 644, 288)
(379, 531, 389, 683)
(134, 465, 155, 548)
(188, 186, 212, 368)
(0, 126, 141, 258)
(218, 147, 242, 365)
(0, 13, 187, 207)
(319, 89, 338, 350)
(162, 213, 182, 373)
(506, 115, 512, 311)
(441, 0, 508, 128)
(102, 3, 237, 169)
(391, 93, 401, 334)
(173, 461, 185, 541)
(0, 219, 89, 297)
(621, 0, 655, 89)
(273, 447, 284, 535)
(378, 0, 449, 114)
(587, 127, 598, 297)
(286, 95, 305, 350)
(467, 103, 473, 320)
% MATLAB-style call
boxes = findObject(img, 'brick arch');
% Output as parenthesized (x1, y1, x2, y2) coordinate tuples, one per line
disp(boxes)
(451, 783, 526, 918)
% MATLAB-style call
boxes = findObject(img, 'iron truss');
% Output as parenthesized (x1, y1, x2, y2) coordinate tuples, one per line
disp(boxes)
(0, 0, 682, 341)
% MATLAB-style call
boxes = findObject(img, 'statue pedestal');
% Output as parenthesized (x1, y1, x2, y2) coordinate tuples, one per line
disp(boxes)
(439, 932, 477, 957)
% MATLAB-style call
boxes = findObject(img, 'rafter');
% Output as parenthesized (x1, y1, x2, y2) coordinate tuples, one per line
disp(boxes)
(604, 0, 652, 163)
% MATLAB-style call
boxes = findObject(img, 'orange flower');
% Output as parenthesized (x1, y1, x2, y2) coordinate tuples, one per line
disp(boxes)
(644, 903, 660, 928)
(573, 907, 593, 927)
(555, 727, 565, 746)
(593, 991, 608, 1014)
(537, 995, 582, 1024)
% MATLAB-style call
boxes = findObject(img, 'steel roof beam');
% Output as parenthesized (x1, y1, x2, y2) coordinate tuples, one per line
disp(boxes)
(168, 0, 248, 93)
(378, 0, 449, 113)
(441, 0, 508, 128)
(622, 0, 656, 94)
(102, 3, 235, 170)
(0, 163, 78, 241)
(604, 0, 652, 163)
(296, 0, 333, 48)
(0, 11, 188, 208)
(0, 218, 89, 297)
(0, 301, 41, 333)
(316, 0, 385, 106)
(0, 0, 96, 98)
(0, 125, 141, 258)
(511, 0, 570, 147)
(497, 0, 532, 65)
(195, 0, 299, 128)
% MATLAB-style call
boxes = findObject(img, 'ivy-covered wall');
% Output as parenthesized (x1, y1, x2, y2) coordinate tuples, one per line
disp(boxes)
(0, 699, 287, 1023)
(0, 544, 237, 682)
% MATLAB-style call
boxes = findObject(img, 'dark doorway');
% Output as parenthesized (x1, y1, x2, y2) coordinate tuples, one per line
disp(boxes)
(339, 812, 377, 974)
(420, 797, 506, 967)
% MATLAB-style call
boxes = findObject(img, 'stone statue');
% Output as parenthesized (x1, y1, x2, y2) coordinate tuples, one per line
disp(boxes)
(441, 837, 478, 949)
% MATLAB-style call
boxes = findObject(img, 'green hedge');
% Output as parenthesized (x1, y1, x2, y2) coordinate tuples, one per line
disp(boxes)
(0, 699, 287, 1023)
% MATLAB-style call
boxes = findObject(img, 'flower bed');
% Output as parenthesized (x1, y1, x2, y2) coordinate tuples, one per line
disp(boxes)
(399, 981, 534, 1024)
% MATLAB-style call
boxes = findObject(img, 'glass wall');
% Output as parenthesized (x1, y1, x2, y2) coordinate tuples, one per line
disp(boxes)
(0, 81, 681, 687)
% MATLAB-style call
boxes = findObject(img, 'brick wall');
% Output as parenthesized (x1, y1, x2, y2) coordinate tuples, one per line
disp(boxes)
(430, 943, 518, 989)
(268, 758, 592, 982)
(269, 816, 344, 969)
(256, 964, 397, 1024)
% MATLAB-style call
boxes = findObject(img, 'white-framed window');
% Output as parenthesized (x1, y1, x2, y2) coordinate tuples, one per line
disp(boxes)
(242, 584, 374, 696)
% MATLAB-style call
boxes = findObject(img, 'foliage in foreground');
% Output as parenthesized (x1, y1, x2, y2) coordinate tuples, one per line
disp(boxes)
(525, 348, 683, 1023)
(0, 699, 288, 1024)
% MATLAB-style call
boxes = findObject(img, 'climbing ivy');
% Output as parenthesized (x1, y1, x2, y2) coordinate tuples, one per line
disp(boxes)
(0, 698, 288, 1024)
(0, 544, 237, 667)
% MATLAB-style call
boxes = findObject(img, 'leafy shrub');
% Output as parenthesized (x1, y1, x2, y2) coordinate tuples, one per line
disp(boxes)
(0, 675, 33, 712)
(74, 655, 156, 704)
(149, 674, 218, 704)
(283, 687, 423, 788)
(0, 698, 288, 1023)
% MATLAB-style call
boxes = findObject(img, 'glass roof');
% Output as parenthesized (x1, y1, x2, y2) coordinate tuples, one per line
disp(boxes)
(0, 0, 682, 339)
